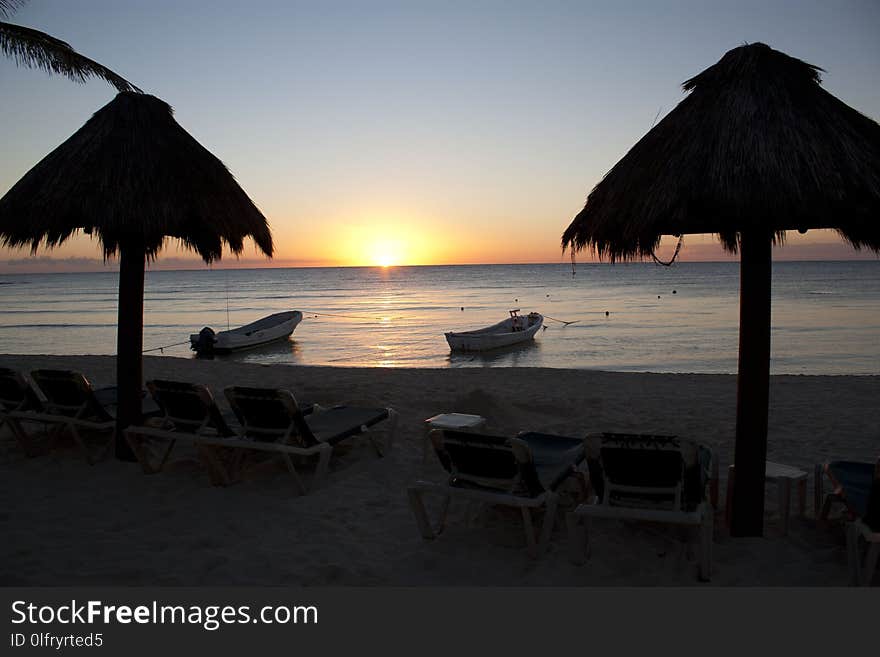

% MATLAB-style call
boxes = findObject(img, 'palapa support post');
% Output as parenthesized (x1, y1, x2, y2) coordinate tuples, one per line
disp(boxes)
(730, 228, 773, 536)
(115, 243, 145, 461)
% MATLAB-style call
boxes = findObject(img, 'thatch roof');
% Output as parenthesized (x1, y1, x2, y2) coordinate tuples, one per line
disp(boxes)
(0, 92, 272, 262)
(562, 43, 880, 261)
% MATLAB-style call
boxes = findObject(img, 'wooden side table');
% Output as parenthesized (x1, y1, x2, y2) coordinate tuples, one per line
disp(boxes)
(423, 413, 487, 463)
(725, 461, 807, 536)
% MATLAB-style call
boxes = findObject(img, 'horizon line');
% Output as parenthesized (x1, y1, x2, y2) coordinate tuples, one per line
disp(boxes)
(2, 257, 879, 276)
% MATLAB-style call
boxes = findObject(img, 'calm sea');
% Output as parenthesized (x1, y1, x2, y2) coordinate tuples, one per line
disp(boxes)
(0, 261, 878, 374)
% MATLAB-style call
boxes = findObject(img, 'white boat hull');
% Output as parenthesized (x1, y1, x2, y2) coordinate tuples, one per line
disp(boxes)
(190, 311, 303, 354)
(445, 313, 543, 352)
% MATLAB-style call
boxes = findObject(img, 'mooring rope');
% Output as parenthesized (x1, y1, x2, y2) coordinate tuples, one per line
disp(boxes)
(543, 315, 579, 326)
(143, 340, 190, 354)
(301, 310, 401, 321)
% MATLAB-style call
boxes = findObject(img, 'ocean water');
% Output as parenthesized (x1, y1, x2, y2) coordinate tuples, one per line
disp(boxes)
(0, 261, 878, 374)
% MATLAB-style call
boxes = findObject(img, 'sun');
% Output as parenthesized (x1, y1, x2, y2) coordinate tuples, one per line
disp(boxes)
(370, 239, 402, 267)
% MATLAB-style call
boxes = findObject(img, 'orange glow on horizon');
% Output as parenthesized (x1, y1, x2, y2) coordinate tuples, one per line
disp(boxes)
(0, 226, 877, 274)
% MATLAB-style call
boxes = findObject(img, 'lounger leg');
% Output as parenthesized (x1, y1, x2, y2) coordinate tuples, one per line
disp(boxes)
(575, 470, 591, 502)
(699, 508, 713, 582)
(818, 495, 835, 529)
(725, 466, 735, 528)
(67, 424, 95, 465)
(710, 457, 720, 509)
(229, 448, 249, 482)
(157, 439, 177, 471)
(125, 430, 163, 474)
(521, 506, 538, 559)
(797, 478, 806, 518)
(385, 409, 398, 454)
(46, 421, 67, 453)
(778, 478, 791, 536)
(538, 494, 559, 555)
(407, 487, 437, 540)
(125, 430, 149, 472)
(846, 522, 861, 586)
(369, 409, 399, 457)
(198, 445, 231, 486)
(6, 417, 40, 457)
(308, 445, 332, 492)
(94, 428, 115, 462)
(280, 453, 307, 496)
(436, 495, 451, 534)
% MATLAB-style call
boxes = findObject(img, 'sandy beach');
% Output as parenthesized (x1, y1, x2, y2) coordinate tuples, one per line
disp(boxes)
(1, 353, 877, 586)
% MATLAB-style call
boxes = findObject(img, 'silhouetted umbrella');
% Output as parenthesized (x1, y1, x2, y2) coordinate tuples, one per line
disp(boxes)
(562, 43, 880, 536)
(0, 92, 273, 460)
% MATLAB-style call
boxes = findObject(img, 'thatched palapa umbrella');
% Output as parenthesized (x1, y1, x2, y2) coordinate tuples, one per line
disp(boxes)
(0, 92, 273, 459)
(562, 43, 880, 536)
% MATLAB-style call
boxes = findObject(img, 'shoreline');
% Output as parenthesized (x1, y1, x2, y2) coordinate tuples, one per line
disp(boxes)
(4, 353, 880, 378)
(1, 353, 878, 585)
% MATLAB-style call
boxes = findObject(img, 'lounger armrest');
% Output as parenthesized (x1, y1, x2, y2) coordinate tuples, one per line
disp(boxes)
(7, 409, 114, 430)
(409, 479, 551, 508)
(125, 426, 330, 457)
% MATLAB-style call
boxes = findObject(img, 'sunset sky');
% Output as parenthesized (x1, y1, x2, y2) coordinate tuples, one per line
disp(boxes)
(2, 0, 879, 273)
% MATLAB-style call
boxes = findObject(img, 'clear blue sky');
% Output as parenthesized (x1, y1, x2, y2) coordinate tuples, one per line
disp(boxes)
(2, 0, 879, 271)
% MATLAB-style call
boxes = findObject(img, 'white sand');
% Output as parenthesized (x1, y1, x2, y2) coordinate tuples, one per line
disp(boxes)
(1, 353, 877, 585)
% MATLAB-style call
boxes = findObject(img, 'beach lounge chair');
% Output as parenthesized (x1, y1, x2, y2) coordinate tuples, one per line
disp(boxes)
(224, 386, 398, 493)
(567, 433, 716, 581)
(408, 429, 587, 558)
(816, 458, 879, 585)
(124, 379, 241, 485)
(814, 460, 876, 528)
(0, 367, 45, 456)
(3, 369, 117, 464)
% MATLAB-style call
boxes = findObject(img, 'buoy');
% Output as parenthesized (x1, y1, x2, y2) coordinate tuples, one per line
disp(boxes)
(673, 290, 677, 294)
(460, 307, 464, 311)
(605, 311, 609, 316)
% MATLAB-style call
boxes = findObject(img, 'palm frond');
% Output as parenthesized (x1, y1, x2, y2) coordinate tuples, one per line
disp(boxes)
(0, 20, 141, 92)
(0, 1, 27, 20)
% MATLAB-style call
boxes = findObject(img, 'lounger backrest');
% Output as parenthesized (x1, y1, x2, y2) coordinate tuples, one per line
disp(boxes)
(0, 368, 42, 413)
(586, 433, 709, 511)
(30, 369, 110, 420)
(146, 380, 234, 436)
(431, 429, 544, 496)
(224, 386, 313, 444)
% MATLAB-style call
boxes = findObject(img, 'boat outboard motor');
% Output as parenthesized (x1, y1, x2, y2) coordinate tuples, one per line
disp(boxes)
(193, 326, 216, 354)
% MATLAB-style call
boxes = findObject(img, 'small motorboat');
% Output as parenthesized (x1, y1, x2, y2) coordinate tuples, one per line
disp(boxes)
(190, 310, 303, 354)
(445, 309, 543, 352)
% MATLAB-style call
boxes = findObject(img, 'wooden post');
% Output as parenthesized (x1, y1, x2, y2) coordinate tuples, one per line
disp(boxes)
(115, 243, 145, 461)
(730, 229, 773, 536)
